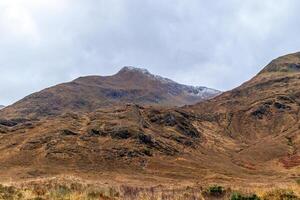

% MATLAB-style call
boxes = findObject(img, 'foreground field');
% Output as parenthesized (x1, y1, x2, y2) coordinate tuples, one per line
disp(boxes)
(0, 177, 299, 200)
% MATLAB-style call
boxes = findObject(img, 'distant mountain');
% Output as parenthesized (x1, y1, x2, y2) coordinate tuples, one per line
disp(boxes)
(1, 66, 220, 118)
(0, 105, 4, 110)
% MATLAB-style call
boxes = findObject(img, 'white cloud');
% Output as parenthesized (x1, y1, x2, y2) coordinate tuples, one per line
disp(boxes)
(0, 0, 300, 105)
(0, 5, 40, 43)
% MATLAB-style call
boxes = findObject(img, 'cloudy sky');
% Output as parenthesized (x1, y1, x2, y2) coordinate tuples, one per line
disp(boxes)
(1, 0, 300, 105)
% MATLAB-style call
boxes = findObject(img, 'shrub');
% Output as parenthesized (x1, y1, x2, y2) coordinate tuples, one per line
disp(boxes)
(206, 185, 225, 196)
(231, 192, 260, 200)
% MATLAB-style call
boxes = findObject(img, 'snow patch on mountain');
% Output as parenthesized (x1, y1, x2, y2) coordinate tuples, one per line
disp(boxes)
(185, 86, 221, 97)
(121, 66, 221, 99)
(122, 66, 150, 74)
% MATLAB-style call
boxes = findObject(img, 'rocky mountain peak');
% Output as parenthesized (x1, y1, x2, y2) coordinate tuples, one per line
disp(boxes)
(118, 66, 151, 75)
(116, 66, 175, 84)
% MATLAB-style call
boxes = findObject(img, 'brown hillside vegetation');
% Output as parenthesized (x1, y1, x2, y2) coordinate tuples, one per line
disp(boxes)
(0, 53, 300, 199)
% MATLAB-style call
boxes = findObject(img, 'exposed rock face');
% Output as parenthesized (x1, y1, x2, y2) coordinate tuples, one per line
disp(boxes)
(0, 67, 220, 118)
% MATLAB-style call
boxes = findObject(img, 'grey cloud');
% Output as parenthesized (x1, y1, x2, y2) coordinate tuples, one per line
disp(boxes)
(1, 0, 300, 105)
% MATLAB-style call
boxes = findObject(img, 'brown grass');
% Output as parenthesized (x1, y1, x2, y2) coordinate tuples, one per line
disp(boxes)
(0, 177, 299, 200)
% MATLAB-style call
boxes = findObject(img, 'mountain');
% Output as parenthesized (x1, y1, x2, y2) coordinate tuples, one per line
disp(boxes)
(187, 51, 300, 170)
(0, 105, 4, 110)
(0, 53, 299, 187)
(0, 66, 220, 118)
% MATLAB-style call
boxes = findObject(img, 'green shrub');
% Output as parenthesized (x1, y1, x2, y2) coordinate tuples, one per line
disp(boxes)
(231, 192, 260, 200)
(206, 185, 225, 196)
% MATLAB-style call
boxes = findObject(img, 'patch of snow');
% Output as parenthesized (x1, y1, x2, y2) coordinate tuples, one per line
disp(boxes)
(122, 66, 150, 75)
(151, 75, 175, 84)
(120, 66, 221, 98)
(187, 86, 220, 97)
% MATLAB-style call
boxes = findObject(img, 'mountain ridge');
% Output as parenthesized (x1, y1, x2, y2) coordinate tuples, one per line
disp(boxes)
(0, 66, 220, 118)
(259, 52, 300, 74)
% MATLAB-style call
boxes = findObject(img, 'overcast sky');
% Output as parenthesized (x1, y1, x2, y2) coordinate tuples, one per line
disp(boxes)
(1, 0, 300, 105)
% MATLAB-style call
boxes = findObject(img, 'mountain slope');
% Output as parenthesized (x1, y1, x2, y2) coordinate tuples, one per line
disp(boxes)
(0, 53, 299, 187)
(187, 51, 300, 170)
(1, 67, 220, 118)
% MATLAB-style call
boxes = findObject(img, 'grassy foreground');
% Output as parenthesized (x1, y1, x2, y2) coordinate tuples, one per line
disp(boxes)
(0, 178, 299, 200)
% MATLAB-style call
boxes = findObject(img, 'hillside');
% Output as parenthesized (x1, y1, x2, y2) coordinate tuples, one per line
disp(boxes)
(0, 53, 299, 189)
(187, 51, 300, 172)
(0, 67, 220, 119)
